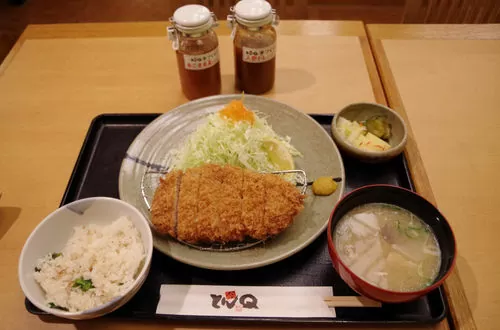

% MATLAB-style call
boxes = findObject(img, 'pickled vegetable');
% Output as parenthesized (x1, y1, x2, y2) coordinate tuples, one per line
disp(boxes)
(366, 116, 391, 140)
(337, 117, 391, 152)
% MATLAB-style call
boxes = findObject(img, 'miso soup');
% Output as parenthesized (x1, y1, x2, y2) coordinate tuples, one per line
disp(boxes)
(334, 203, 441, 292)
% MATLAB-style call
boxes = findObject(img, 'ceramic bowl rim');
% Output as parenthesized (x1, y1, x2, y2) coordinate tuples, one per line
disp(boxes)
(327, 184, 457, 299)
(332, 102, 408, 157)
(18, 196, 153, 318)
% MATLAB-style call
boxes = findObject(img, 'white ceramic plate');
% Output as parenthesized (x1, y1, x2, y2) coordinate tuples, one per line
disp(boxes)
(118, 94, 345, 270)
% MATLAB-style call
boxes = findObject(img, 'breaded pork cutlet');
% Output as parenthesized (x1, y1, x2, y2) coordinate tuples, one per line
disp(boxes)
(150, 170, 181, 237)
(219, 165, 245, 241)
(262, 174, 305, 237)
(190, 165, 245, 243)
(195, 164, 223, 243)
(150, 164, 305, 244)
(242, 169, 266, 239)
(177, 167, 202, 243)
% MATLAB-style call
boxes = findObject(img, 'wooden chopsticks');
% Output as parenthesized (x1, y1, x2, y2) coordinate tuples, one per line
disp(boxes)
(323, 296, 382, 308)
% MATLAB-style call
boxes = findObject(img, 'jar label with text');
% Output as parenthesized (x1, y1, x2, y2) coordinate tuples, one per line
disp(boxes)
(183, 48, 220, 71)
(242, 43, 276, 63)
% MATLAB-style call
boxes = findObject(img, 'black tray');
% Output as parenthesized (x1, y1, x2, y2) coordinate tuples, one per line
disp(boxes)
(25, 113, 448, 325)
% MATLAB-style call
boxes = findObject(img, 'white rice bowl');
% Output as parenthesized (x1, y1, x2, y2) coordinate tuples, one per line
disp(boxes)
(34, 217, 145, 312)
(19, 197, 153, 320)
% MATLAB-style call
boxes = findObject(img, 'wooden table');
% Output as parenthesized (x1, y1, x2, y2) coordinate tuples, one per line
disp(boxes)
(368, 23, 500, 330)
(0, 20, 457, 330)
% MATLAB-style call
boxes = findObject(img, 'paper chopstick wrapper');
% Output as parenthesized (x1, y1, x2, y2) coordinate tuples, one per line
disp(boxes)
(156, 285, 336, 318)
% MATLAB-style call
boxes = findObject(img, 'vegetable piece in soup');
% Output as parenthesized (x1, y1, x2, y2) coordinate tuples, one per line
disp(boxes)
(334, 203, 441, 292)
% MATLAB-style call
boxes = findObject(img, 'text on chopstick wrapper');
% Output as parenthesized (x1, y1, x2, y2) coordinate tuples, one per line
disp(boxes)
(156, 285, 335, 318)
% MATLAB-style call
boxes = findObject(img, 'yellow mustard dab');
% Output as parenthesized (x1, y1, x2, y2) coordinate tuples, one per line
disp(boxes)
(312, 177, 338, 196)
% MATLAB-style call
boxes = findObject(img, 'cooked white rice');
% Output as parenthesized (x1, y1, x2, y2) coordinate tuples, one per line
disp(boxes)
(33, 216, 145, 312)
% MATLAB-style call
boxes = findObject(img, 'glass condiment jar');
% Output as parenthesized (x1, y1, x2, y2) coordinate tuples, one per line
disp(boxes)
(228, 0, 279, 94)
(168, 5, 221, 100)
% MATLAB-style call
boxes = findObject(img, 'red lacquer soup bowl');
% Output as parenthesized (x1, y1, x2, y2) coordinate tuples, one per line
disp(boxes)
(327, 185, 456, 303)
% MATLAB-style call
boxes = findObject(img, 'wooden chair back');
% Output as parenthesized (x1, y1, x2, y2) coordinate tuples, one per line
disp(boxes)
(175, 0, 309, 20)
(403, 0, 500, 23)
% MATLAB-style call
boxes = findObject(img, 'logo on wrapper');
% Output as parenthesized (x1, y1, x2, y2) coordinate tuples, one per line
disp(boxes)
(210, 290, 259, 311)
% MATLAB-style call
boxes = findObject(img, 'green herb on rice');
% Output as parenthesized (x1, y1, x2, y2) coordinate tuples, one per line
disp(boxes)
(72, 277, 95, 292)
(48, 302, 69, 311)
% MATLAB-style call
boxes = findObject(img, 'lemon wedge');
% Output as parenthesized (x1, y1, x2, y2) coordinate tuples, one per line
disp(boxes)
(262, 139, 295, 170)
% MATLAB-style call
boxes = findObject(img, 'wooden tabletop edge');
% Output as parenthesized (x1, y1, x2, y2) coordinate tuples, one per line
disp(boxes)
(0, 27, 30, 76)
(358, 34, 387, 105)
(20, 20, 366, 40)
(366, 29, 478, 330)
(366, 23, 500, 40)
(0, 20, 366, 74)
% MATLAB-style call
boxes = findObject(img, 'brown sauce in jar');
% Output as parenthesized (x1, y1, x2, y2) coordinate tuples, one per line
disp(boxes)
(234, 45, 275, 94)
(176, 50, 221, 100)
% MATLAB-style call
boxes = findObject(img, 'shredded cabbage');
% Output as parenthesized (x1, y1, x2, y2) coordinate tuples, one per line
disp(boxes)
(169, 112, 302, 171)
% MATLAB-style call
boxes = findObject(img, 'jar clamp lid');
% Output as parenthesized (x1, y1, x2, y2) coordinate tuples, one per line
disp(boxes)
(228, 0, 279, 32)
(168, 5, 217, 50)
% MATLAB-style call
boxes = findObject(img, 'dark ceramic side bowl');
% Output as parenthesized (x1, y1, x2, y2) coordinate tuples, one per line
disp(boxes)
(327, 185, 456, 303)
